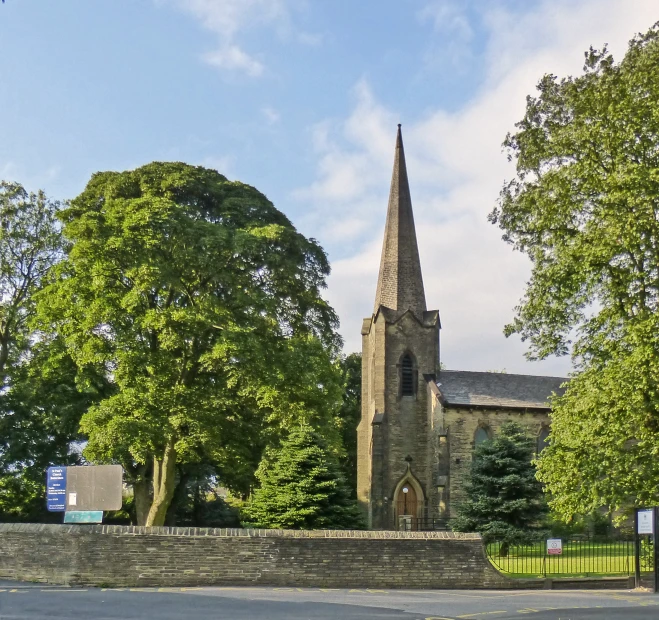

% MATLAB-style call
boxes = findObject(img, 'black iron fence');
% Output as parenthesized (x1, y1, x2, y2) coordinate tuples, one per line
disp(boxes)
(397, 516, 450, 531)
(486, 536, 636, 578)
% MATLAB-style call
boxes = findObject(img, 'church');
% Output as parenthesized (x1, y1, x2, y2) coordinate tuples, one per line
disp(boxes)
(356, 125, 567, 531)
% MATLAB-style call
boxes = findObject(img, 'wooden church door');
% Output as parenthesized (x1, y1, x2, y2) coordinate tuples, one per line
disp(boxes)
(396, 483, 417, 530)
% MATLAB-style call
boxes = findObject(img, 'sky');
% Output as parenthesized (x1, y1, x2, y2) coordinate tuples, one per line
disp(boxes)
(1, 1, 657, 377)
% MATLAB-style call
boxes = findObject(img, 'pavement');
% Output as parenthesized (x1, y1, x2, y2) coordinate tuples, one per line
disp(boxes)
(1, 581, 658, 619)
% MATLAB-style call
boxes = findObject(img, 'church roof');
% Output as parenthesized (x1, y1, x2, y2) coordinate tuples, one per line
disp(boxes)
(373, 125, 427, 320)
(437, 370, 567, 410)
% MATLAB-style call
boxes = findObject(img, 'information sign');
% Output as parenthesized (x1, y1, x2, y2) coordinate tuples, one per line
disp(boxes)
(547, 538, 563, 555)
(638, 509, 654, 534)
(46, 467, 67, 512)
(64, 511, 103, 524)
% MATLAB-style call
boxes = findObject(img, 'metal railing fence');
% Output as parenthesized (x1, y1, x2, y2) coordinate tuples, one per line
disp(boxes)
(486, 536, 636, 577)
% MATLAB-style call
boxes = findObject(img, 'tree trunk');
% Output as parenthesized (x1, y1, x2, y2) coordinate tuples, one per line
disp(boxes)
(145, 438, 177, 527)
(133, 479, 151, 526)
(165, 469, 189, 527)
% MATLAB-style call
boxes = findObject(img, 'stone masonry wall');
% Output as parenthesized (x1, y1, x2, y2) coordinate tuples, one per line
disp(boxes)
(0, 525, 522, 589)
(445, 407, 550, 516)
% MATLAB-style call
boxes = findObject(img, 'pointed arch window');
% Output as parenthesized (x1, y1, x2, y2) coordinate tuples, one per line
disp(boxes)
(401, 354, 415, 396)
(537, 427, 550, 454)
(474, 427, 490, 446)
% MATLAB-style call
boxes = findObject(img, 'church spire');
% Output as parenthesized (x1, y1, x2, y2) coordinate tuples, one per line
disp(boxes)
(373, 124, 427, 318)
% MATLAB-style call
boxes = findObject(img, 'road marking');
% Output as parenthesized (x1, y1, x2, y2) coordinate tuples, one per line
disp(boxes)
(457, 612, 506, 618)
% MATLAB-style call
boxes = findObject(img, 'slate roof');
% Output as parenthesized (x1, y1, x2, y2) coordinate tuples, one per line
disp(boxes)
(437, 370, 568, 410)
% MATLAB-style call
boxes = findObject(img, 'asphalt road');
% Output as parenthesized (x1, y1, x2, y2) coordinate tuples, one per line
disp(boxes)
(1, 581, 658, 619)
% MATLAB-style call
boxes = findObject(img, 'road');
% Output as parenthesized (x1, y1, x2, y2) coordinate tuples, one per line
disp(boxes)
(1, 581, 658, 619)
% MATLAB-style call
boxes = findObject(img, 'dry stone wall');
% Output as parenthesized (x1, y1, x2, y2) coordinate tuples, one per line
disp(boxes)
(0, 524, 521, 589)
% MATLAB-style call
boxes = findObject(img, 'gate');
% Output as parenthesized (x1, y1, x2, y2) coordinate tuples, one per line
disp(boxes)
(635, 507, 658, 592)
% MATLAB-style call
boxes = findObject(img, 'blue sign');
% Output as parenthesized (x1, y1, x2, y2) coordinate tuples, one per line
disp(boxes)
(64, 511, 103, 524)
(46, 467, 67, 512)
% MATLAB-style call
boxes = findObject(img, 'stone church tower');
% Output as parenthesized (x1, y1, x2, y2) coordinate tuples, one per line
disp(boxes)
(357, 125, 441, 530)
(357, 125, 565, 531)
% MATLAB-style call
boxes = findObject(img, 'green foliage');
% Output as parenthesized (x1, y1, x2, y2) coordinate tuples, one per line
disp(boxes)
(0, 182, 87, 521)
(489, 23, 659, 520)
(163, 465, 241, 527)
(452, 422, 547, 543)
(537, 345, 659, 519)
(0, 181, 62, 382)
(36, 162, 343, 525)
(243, 424, 364, 530)
(336, 353, 361, 496)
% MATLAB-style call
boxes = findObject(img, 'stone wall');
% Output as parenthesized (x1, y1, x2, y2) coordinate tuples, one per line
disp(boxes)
(444, 406, 550, 515)
(0, 524, 520, 589)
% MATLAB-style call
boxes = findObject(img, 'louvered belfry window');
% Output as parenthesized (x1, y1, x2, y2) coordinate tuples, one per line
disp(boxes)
(401, 354, 414, 396)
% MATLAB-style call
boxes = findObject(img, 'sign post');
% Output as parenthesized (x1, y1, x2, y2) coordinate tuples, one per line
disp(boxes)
(635, 507, 658, 592)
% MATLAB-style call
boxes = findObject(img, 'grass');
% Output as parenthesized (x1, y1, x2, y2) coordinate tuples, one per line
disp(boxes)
(486, 540, 636, 578)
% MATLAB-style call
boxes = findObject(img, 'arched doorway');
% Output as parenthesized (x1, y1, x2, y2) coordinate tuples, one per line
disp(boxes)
(393, 471, 424, 531)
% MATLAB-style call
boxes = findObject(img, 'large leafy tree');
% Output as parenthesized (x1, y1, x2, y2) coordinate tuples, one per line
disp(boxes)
(489, 24, 659, 519)
(0, 182, 62, 383)
(0, 182, 82, 520)
(243, 424, 363, 529)
(0, 338, 106, 521)
(38, 162, 342, 526)
(451, 422, 547, 545)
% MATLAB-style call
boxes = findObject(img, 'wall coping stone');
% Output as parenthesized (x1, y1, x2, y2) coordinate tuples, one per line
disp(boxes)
(0, 523, 480, 539)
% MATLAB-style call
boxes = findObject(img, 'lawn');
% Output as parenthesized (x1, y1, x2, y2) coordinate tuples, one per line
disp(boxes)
(486, 540, 636, 578)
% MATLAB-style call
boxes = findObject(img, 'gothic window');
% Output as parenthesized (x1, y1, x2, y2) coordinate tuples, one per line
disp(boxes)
(537, 427, 550, 454)
(474, 427, 490, 446)
(401, 354, 414, 396)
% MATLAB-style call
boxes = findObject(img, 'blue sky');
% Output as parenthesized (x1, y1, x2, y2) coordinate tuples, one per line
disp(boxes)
(1, 0, 657, 374)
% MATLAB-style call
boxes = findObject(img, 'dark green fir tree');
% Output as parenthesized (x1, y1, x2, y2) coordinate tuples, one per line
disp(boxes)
(452, 421, 547, 547)
(243, 424, 364, 530)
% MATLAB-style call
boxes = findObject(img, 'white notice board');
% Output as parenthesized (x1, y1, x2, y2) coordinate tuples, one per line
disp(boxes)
(546, 538, 563, 555)
(638, 509, 654, 535)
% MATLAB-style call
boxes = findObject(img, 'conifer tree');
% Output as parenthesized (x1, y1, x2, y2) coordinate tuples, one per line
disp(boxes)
(243, 425, 364, 529)
(452, 421, 547, 547)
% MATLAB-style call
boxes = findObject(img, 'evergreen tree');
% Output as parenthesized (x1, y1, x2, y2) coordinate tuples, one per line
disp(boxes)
(452, 421, 547, 546)
(243, 425, 364, 530)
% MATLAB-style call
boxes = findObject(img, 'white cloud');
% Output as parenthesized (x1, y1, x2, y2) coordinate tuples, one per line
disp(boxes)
(418, 0, 473, 41)
(203, 45, 264, 77)
(162, 0, 318, 76)
(297, 0, 659, 376)
(261, 106, 281, 124)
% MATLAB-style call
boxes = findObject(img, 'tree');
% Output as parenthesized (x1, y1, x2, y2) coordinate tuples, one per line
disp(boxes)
(242, 424, 364, 529)
(336, 352, 361, 496)
(0, 182, 79, 520)
(488, 24, 659, 519)
(0, 182, 62, 384)
(452, 422, 547, 547)
(37, 162, 342, 526)
(0, 338, 106, 521)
